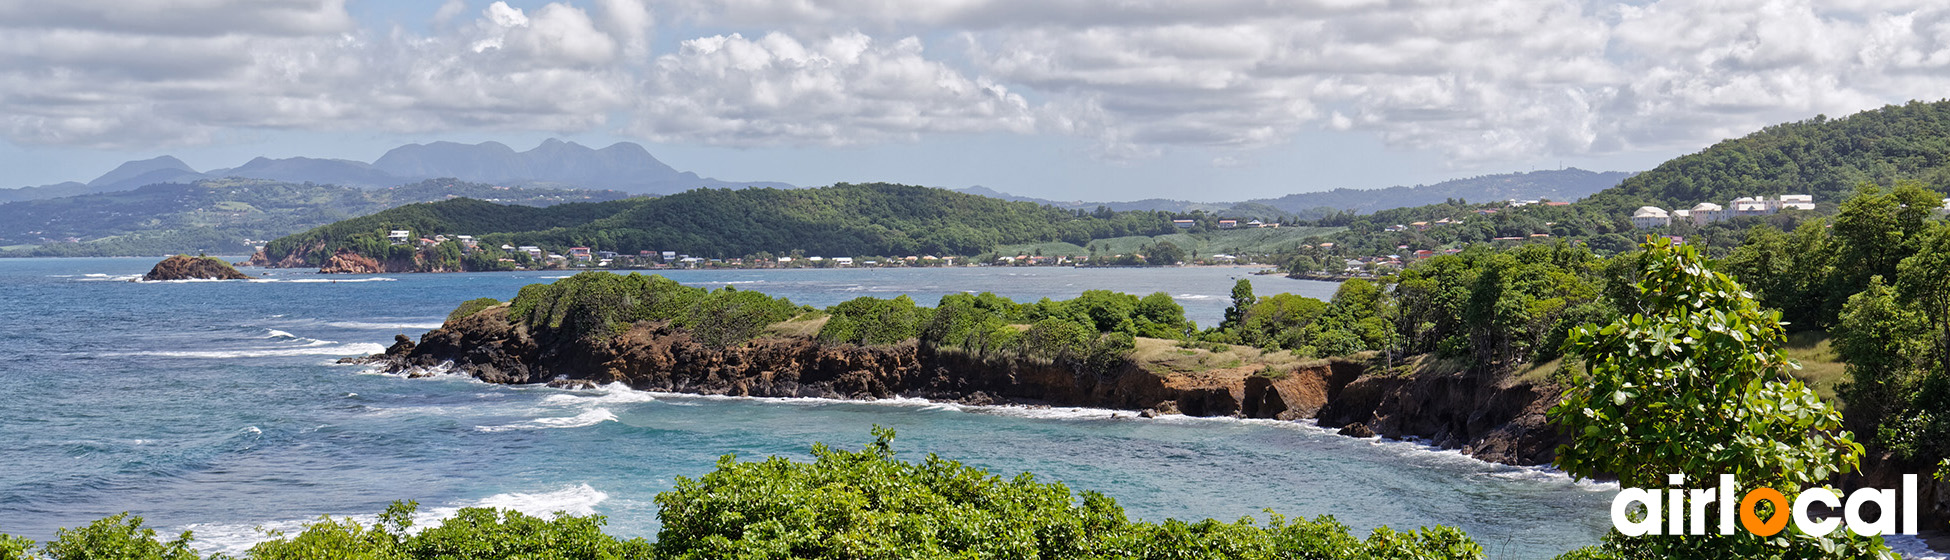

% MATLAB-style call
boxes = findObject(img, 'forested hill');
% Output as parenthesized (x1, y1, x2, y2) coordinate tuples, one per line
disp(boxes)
(261, 183, 1185, 265)
(1584, 99, 1950, 212)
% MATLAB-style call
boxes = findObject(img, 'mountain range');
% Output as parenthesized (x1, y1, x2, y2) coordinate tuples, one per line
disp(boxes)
(0, 139, 790, 203)
(960, 168, 1635, 220)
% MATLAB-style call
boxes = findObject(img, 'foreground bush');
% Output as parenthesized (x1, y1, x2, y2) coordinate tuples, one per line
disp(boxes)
(2, 429, 1484, 560)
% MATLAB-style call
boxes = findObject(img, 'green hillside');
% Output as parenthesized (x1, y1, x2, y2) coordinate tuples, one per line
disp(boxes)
(1586, 99, 1950, 211)
(262, 183, 1214, 265)
(0, 178, 633, 257)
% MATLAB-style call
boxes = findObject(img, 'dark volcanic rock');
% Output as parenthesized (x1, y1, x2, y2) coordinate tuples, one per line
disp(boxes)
(1338, 423, 1376, 438)
(143, 255, 253, 281)
(355, 302, 1574, 470)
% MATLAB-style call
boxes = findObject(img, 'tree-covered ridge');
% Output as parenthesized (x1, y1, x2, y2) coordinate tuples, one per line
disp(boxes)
(264, 182, 1188, 265)
(1588, 99, 1950, 212)
(0, 178, 633, 257)
(492, 183, 1180, 258)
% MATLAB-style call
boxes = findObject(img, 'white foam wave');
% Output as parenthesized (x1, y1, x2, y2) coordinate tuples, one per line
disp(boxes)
(262, 329, 296, 339)
(119, 342, 386, 359)
(1173, 293, 1221, 300)
(285, 277, 398, 283)
(540, 384, 657, 406)
(181, 484, 609, 556)
(77, 274, 143, 282)
(325, 320, 444, 331)
(476, 408, 617, 432)
(131, 277, 232, 284)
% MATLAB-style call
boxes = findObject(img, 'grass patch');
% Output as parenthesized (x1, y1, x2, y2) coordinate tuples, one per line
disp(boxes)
(1130, 337, 1317, 376)
(764, 314, 830, 338)
(1783, 330, 1845, 403)
(1509, 357, 1564, 387)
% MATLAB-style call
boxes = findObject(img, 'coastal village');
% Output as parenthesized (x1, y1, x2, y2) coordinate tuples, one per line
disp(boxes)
(366, 193, 1833, 276)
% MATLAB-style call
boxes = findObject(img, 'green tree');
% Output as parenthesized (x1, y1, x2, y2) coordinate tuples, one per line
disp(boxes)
(1223, 279, 1254, 331)
(1834, 277, 1928, 443)
(1550, 240, 1884, 558)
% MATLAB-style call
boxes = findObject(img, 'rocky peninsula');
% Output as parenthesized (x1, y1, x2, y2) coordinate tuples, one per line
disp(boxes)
(352, 300, 1569, 467)
(143, 255, 254, 281)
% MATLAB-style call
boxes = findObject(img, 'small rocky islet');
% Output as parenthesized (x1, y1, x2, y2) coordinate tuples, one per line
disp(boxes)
(141, 255, 254, 281)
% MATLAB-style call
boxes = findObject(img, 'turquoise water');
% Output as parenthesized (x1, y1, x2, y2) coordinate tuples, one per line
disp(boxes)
(0, 258, 1615, 558)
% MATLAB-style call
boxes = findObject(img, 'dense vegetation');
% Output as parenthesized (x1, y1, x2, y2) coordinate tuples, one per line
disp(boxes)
(504, 272, 806, 348)
(262, 183, 1192, 267)
(1552, 240, 1889, 558)
(0, 429, 1486, 560)
(1587, 100, 1950, 213)
(0, 178, 631, 257)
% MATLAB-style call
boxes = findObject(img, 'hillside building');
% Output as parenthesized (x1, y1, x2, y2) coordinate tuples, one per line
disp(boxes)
(1631, 206, 1671, 229)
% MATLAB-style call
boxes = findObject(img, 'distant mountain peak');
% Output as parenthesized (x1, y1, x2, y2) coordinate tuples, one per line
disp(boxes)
(89, 155, 197, 188)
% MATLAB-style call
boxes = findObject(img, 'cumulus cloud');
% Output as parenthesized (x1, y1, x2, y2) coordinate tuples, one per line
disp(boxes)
(633, 32, 1034, 145)
(0, 0, 355, 37)
(4, 0, 1950, 165)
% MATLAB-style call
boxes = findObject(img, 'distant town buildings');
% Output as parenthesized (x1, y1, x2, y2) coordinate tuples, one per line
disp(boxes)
(1631, 206, 1670, 228)
(1632, 194, 1814, 229)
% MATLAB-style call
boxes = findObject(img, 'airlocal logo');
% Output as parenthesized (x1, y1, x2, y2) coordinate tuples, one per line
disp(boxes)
(1613, 474, 1919, 537)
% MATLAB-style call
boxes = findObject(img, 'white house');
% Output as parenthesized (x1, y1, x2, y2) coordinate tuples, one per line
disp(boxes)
(1777, 194, 1815, 211)
(1631, 206, 1671, 229)
(1731, 197, 1769, 217)
(833, 257, 855, 266)
(388, 230, 411, 245)
(1689, 202, 1724, 226)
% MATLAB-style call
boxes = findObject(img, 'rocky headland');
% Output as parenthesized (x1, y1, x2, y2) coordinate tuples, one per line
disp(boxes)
(351, 302, 1570, 467)
(143, 255, 254, 281)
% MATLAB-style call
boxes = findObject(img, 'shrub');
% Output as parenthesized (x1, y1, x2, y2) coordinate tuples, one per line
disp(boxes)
(38, 514, 199, 560)
(444, 298, 500, 325)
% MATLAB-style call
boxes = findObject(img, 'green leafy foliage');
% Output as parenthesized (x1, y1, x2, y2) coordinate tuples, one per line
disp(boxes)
(816, 295, 932, 346)
(1549, 239, 1887, 559)
(37, 514, 199, 560)
(653, 427, 1486, 560)
(3, 431, 1487, 560)
(503, 272, 799, 348)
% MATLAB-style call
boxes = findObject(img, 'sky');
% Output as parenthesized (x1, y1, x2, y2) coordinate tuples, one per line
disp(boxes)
(0, 0, 1946, 202)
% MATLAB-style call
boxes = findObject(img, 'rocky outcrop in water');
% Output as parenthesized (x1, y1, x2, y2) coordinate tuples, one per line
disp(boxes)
(143, 255, 254, 281)
(319, 249, 388, 274)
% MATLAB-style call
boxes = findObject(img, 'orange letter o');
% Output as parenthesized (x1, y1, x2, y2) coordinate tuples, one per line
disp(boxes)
(1740, 488, 1790, 536)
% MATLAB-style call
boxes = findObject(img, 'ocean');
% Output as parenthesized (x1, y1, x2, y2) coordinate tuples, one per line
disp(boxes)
(4, 257, 1923, 559)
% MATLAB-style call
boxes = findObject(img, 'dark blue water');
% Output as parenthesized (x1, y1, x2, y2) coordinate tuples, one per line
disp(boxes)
(0, 258, 1620, 558)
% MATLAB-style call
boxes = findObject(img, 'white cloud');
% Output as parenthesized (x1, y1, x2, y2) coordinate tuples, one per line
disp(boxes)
(4, 0, 1950, 167)
(633, 32, 1034, 145)
(433, 0, 468, 25)
(0, 0, 355, 37)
